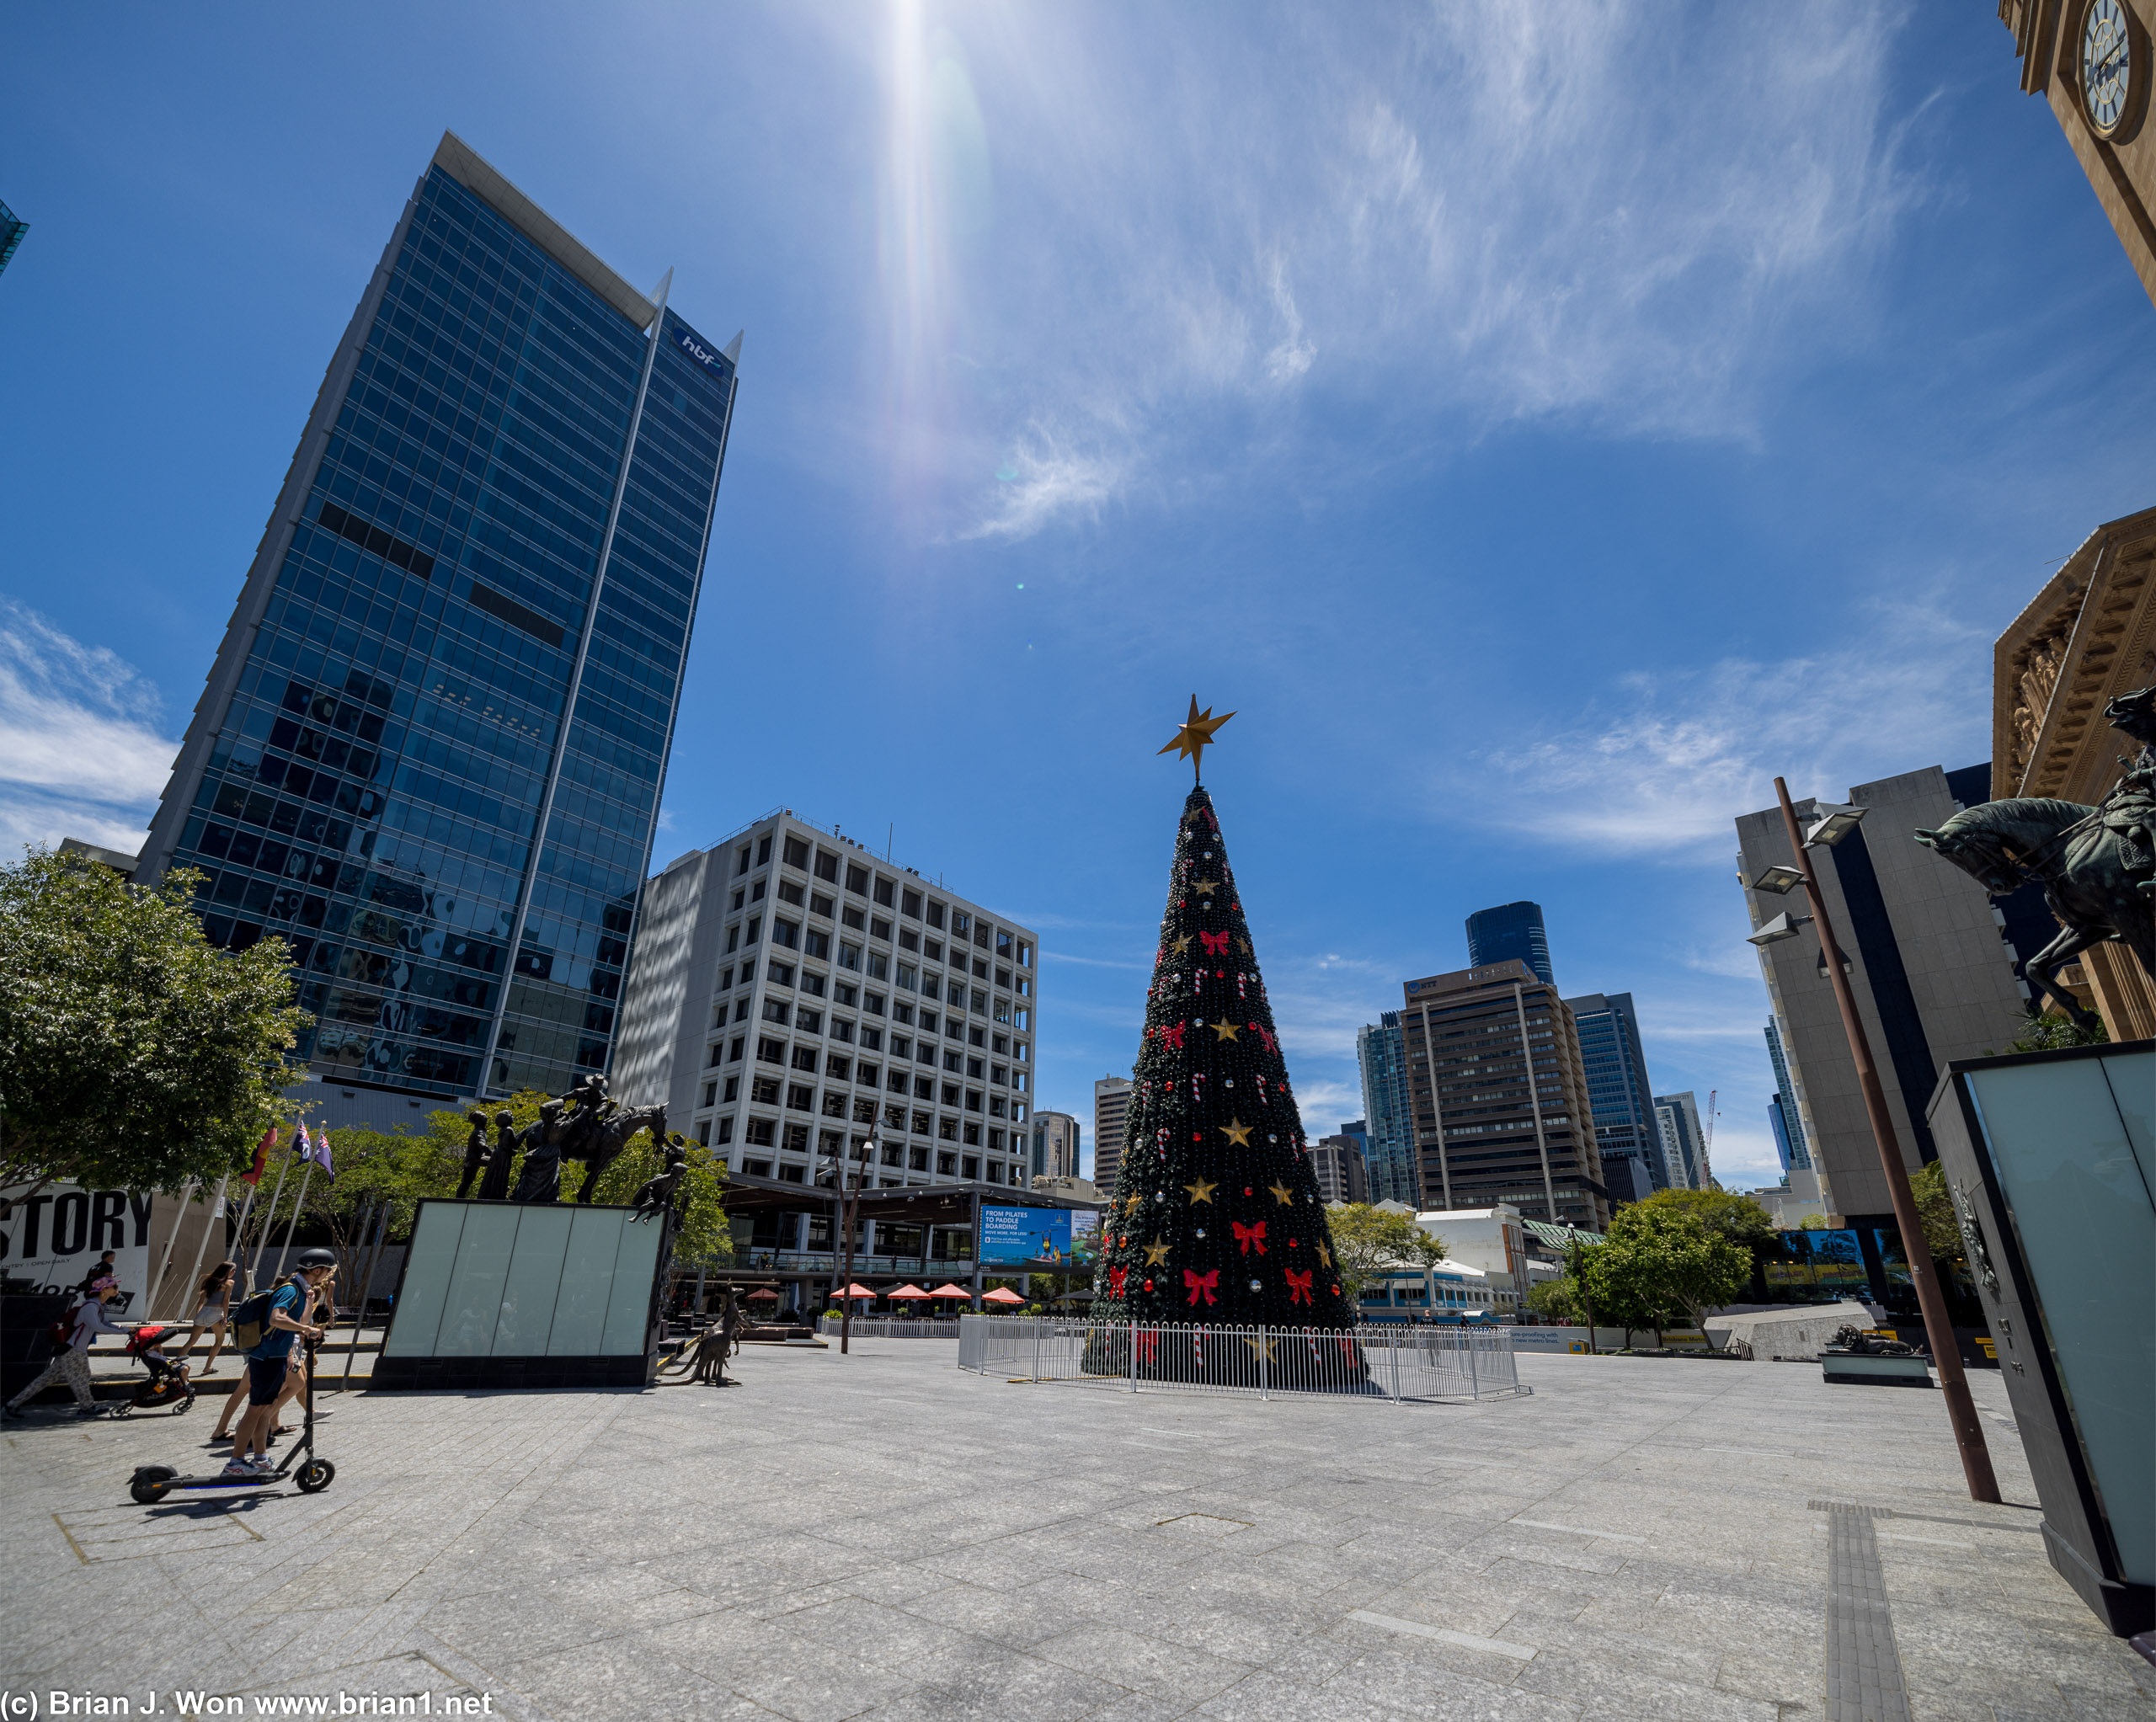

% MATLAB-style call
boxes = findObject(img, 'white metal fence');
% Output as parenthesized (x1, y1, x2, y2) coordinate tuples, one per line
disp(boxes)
(954, 1315, 1525, 1403)
(817, 1317, 963, 1340)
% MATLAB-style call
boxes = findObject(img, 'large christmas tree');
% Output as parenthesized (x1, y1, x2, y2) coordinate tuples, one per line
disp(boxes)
(1088, 702, 1352, 1348)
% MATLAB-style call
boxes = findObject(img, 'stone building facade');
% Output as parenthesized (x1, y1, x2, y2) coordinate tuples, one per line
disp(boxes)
(2000, 0, 2156, 305)
(1991, 502, 2156, 1039)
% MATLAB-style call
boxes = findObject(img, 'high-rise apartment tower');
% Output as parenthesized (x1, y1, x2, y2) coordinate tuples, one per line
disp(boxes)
(1653, 1092, 1708, 1191)
(137, 133, 739, 1104)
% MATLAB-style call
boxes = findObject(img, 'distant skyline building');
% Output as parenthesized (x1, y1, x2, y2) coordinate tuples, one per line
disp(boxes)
(0, 199, 25, 277)
(1465, 901, 1553, 985)
(1654, 1091, 1708, 1192)
(611, 810, 1038, 1188)
(1355, 1013, 1420, 1207)
(1764, 1018, 1812, 1175)
(1310, 1134, 1370, 1205)
(136, 132, 739, 1106)
(1093, 1075, 1133, 1194)
(1399, 959, 1612, 1231)
(1031, 1111, 1081, 1182)
(1562, 990, 1664, 1205)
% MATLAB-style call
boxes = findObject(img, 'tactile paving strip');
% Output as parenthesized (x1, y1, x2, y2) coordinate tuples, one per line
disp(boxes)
(1818, 1501, 1911, 1722)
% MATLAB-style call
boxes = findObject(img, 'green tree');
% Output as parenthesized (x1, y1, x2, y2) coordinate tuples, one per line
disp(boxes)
(1578, 1238, 1678, 1346)
(1602, 1205, 1752, 1335)
(1525, 1275, 1583, 1325)
(1907, 1160, 1963, 1268)
(1628, 1186, 1776, 1250)
(1799, 1213, 1829, 1229)
(1326, 1202, 1442, 1303)
(0, 850, 308, 1193)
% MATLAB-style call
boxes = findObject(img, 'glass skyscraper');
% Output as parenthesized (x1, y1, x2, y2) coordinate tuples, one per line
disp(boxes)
(138, 133, 739, 1102)
(1563, 990, 1665, 1201)
(1764, 1018, 1812, 1173)
(1356, 1012, 1420, 1207)
(1465, 900, 1553, 985)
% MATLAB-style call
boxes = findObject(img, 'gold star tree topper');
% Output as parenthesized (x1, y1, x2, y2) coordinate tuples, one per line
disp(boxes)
(1158, 696, 1235, 783)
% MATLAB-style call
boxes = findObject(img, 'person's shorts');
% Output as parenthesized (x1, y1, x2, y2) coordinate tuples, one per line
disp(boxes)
(248, 1357, 287, 1405)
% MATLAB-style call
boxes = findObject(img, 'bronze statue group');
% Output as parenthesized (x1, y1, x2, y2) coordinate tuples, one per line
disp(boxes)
(454, 1074, 690, 1221)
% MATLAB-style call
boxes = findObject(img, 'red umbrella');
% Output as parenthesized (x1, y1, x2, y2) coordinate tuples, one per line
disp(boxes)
(888, 1283, 931, 1300)
(927, 1284, 973, 1300)
(745, 1288, 780, 1301)
(980, 1288, 1025, 1305)
(840, 1283, 878, 1299)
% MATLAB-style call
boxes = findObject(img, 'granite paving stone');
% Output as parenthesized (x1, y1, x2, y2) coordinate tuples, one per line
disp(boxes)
(4, 1342, 2151, 1721)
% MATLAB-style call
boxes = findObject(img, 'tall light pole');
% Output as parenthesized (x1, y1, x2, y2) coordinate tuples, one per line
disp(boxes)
(1749, 778, 1999, 1503)
(829, 1127, 874, 1356)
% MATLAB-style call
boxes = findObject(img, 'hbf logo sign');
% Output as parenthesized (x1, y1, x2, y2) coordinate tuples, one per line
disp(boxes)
(671, 324, 731, 381)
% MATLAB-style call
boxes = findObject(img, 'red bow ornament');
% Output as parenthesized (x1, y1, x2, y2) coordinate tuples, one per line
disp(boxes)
(1198, 930, 1230, 957)
(1159, 1021, 1187, 1050)
(1108, 1266, 1128, 1297)
(1232, 1219, 1268, 1257)
(1284, 1268, 1314, 1306)
(1182, 1268, 1219, 1307)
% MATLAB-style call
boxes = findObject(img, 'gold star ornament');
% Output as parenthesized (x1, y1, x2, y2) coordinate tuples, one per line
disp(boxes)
(1158, 696, 1236, 783)
(1184, 1176, 1219, 1205)
(1143, 1237, 1171, 1266)
(1193, 878, 1219, 896)
(1219, 1117, 1253, 1146)
(1211, 1020, 1240, 1042)
(1268, 1181, 1295, 1207)
(1171, 935, 1192, 956)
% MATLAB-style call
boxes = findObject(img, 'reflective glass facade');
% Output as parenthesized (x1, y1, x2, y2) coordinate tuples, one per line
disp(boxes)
(141, 146, 736, 1101)
(1355, 1012, 1419, 1206)
(1465, 900, 1553, 986)
(1564, 991, 1668, 1195)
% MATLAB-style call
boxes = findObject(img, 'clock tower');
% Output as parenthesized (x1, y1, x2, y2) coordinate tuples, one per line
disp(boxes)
(2002, 0, 2156, 306)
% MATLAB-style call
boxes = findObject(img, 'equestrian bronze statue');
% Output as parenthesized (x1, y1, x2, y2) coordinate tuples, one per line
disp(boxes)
(1914, 685, 2155, 1028)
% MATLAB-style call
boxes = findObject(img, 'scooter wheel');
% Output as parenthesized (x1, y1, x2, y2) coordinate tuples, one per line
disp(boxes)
(296, 1458, 336, 1494)
(131, 1465, 177, 1505)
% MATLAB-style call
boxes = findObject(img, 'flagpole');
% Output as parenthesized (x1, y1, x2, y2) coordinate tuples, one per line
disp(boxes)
(339, 1198, 391, 1392)
(272, 1161, 315, 1284)
(147, 1179, 197, 1318)
(175, 1171, 230, 1329)
(248, 1147, 292, 1294)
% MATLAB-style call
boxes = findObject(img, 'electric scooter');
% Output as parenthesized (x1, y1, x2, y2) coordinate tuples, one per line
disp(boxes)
(127, 1338, 335, 1503)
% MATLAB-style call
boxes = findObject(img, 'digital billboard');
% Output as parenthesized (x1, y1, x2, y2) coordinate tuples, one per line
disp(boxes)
(979, 1205, 1106, 1266)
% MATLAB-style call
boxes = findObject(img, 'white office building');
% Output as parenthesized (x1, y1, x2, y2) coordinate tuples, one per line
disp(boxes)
(1093, 1075, 1133, 1193)
(612, 809, 1039, 1190)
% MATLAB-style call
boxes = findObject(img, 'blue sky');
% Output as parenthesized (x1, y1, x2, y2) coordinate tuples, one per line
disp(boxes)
(3, 4, 2152, 1190)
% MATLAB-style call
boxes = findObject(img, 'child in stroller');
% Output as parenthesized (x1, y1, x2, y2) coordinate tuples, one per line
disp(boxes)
(120, 1323, 198, 1416)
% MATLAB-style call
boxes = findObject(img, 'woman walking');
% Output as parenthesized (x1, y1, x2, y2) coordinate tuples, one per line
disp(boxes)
(184, 1261, 236, 1369)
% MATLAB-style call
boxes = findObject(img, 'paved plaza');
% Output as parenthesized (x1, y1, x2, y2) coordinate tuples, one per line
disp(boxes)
(3, 1341, 2149, 1721)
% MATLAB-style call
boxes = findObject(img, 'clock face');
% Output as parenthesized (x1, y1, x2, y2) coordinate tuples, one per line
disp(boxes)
(2082, 0, 2134, 135)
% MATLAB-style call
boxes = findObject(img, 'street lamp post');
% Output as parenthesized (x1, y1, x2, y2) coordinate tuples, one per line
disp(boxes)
(1751, 777, 1999, 1503)
(830, 1127, 875, 1356)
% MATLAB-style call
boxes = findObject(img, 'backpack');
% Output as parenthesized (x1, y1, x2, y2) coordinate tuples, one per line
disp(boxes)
(46, 1300, 83, 1356)
(229, 1289, 280, 1351)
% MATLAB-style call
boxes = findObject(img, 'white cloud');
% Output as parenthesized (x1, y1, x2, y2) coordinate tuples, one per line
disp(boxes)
(1470, 591, 1986, 861)
(0, 605, 174, 861)
(882, 3, 1918, 538)
(962, 428, 1122, 541)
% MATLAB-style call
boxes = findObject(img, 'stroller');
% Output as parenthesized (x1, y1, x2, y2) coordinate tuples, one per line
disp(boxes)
(118, 1323, 197, 1417)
